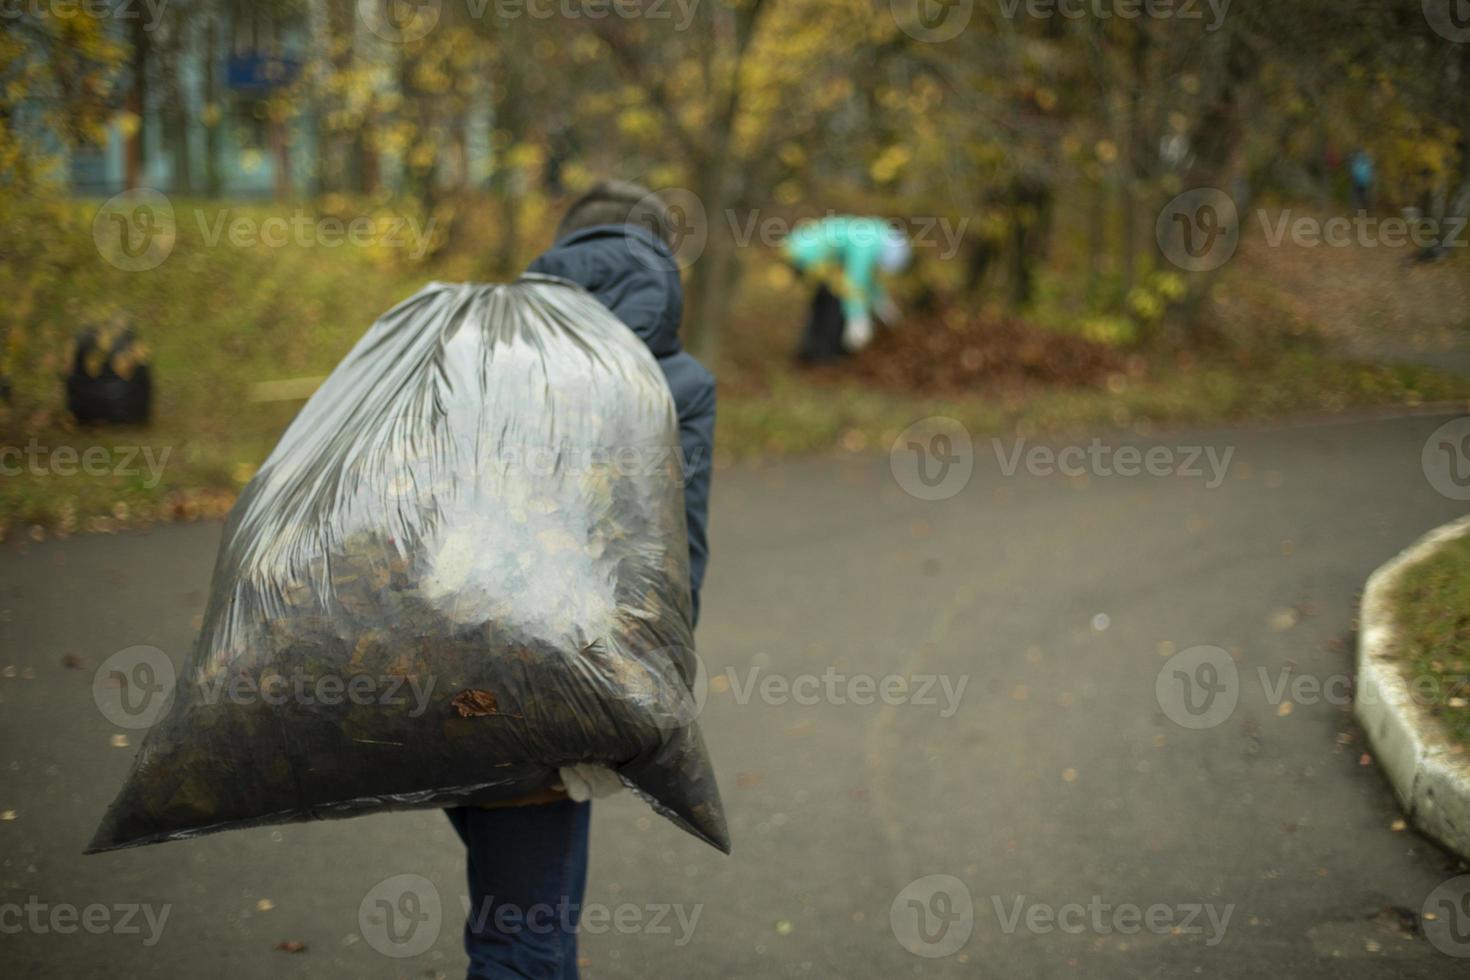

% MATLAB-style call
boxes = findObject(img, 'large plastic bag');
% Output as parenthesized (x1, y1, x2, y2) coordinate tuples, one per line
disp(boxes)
(66, 323, 152, 424)
(87, 276, 729, 854)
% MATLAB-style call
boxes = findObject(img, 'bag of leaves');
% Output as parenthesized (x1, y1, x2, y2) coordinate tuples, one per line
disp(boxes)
(66, 319, 152, 425)
(88, 276, 728, 854)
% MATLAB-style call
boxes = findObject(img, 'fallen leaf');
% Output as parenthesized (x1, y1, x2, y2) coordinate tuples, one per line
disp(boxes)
(451, 689, 499, 718)
(1277, 702, 1293, 717)
(775, 920, 793, 936)
(0, 810, 15, 821)
(736, 772, 761, 789)
(274, 940, 307, 953)
(110, 734, 130, 748)
(1391, 819, 1407, 832)
(1268, 609, 1298, 632)
(256, 899, 275, 912)
(61, 654, 87, 670)
(1062, 768, 1078, 783)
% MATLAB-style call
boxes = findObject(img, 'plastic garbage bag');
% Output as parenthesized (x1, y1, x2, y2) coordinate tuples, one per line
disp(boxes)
(66, 323, 152, 424)
(87, 276, 728, 854)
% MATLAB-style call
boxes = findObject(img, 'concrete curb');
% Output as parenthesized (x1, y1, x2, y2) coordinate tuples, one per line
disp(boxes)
(1356, 515, 1470, 861)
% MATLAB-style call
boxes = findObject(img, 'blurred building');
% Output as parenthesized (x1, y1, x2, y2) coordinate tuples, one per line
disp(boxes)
(53, 1, 493, 199)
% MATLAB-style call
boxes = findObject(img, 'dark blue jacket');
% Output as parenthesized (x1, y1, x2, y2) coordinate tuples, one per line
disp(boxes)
(526, 224, 715, 626)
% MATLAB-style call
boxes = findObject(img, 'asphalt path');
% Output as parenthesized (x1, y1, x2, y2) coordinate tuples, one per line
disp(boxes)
(3, 408, 1470, 978)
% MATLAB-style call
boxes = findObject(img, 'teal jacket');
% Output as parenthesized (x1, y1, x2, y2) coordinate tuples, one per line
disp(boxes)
(783, 216, 892, 322)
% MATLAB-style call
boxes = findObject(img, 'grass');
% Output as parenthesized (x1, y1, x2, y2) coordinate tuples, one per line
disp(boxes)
(716, 354, 1466, 461)
(1389, 534, 1470, 748)
(1, 196, 1468, 538)
(0, 196, 483, 534)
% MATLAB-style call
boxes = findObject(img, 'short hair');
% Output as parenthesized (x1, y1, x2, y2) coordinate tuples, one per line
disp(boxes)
(556, 179, 673, 249)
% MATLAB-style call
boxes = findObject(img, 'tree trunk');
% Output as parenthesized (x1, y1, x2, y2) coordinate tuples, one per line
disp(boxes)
(1157, 32, 1256, 340)
(269, 114, 291, 201)
(125, 17, 150, 190)
(203, 20, 221, 197)
(1087, 174, 1106, 304)
(690, 228, 736, 364)
(683, 157, 736, 361)
(168, 65, 191, 194)
(355, 124, 379, 195)
(496, 192, 520, 276)
(1117, 101, 1136, 295)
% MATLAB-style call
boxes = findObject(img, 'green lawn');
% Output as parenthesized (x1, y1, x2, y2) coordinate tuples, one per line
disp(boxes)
(1389, 534, 1470, 748)
(716, 354, 1466, 461)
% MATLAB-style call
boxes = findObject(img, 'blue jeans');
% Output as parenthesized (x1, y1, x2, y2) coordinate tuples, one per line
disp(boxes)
(446, 801, 591, 979)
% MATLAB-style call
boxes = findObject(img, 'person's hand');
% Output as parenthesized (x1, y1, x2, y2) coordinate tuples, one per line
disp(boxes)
(558, 764, 624, 802)
(843, 313, 875, 352)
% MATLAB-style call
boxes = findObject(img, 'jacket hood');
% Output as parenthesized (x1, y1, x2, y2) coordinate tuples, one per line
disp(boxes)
(525, 223, 684, 358)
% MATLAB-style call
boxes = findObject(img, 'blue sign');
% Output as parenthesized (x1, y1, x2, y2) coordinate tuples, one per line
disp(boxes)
(227, 53, 301, 92)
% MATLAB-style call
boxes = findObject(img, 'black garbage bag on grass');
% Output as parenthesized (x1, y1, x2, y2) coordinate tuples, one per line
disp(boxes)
(66, 325, 151, 424)
(87, 276, 729, 854)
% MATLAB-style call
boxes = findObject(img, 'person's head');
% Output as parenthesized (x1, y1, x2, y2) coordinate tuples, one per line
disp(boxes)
(556, 179, 674, 250)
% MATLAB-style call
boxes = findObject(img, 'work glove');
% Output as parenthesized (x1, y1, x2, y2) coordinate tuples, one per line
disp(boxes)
(558, 764, 624, 802)
(843, 313, 875, 352)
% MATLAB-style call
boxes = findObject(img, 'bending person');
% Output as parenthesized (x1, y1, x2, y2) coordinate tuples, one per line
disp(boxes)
(784, 216, 911, 364)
